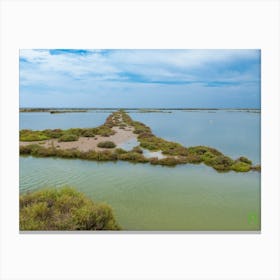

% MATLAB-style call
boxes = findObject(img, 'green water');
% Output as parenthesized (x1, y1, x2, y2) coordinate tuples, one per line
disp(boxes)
(20, 157, 260, 230)
(19, 110, 261, 230)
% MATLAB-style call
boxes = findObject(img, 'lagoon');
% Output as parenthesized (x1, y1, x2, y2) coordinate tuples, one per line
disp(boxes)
(19, 110, 261, 230)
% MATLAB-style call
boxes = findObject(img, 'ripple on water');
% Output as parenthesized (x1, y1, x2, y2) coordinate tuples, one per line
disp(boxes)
(20, 155, 260, 230)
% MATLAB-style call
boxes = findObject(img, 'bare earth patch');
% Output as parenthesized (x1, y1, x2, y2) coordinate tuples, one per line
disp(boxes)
(20, 126, 136, 152)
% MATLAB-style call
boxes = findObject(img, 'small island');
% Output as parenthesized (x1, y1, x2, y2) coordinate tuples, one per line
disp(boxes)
(20, 110, 260, 172)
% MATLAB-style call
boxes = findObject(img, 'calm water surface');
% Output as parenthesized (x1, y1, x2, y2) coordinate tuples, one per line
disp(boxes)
(19, 110, 261, 230)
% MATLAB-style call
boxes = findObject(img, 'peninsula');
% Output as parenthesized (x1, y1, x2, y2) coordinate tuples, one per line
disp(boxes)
(20, 110, 260, 172)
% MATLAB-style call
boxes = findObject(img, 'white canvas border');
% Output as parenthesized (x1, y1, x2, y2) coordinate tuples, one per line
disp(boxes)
(0, 0, 279, 279)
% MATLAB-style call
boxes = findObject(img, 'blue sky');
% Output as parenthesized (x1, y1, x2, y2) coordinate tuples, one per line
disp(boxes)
(20, 49, 260, 108)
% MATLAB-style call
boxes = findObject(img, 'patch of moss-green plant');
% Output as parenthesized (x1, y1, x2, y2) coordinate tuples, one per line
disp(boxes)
(58, 134, 79, 142)
(97, 141, 116, 149)
(132, 146, 143, 154)
(231, 161, 251, 172)
(20, 124, 115, 142)
(20, 130, 51, 141)
(20, 187, 121, 230)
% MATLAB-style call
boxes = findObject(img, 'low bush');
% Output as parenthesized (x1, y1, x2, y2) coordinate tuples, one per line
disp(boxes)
(43, 129, 63, 138)
(58, 134, 79, 142)
(56, 148, 81, 158)
(238, 156, 252, 165)
(114, 148, 127, 155)
(97, 141, 116, 149)
(208, 155, 234, 171)
(20, 187, 121, 230)
(118, 152, 149, 163)
(185, 154, 202, 164)
(20, 130, 50, 141)
(132, 146, 143, 154)
(231, 161, 251, 172)
(150, 157, 178, 166)
(81, 129, 96, 137)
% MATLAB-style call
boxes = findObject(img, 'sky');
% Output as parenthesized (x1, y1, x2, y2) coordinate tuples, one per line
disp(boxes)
(19, 49, 261, 108)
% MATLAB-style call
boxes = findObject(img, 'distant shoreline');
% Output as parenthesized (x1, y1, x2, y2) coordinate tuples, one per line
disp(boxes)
(20, 107, 261, 113)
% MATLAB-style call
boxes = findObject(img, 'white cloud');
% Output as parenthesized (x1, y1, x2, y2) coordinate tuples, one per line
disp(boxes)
(19, 48, 260, 105)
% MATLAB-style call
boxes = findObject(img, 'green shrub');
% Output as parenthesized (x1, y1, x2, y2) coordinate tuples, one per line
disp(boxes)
(95, 125, 115, 137)
(20, 144, 40, 154)
(238, 156, 252, 165)
(20, 130, 50, 141)
(58, 134, 79, 142)
(132, 146, 143, 154)
(56, 148, 81, 158)
(65, 128, 83, 136)
(96, 151, 118, 161)
(118, 152, 149, 163)
(185, 154, 202, 164)
(231, 161, 251, 172)
(81, 129, 96, 137)
(36, 147, 57, 157)
(188, 146, 222, 157)
(97, 141, 116, 148)
(20, 187, 121, 230)
(115, 148, 127, 155)
(43, 129, 63, 138)
(211, 156, 234, 171)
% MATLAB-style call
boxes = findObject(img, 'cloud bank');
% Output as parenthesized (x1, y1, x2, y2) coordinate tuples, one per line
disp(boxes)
(20, 49, 260, 108)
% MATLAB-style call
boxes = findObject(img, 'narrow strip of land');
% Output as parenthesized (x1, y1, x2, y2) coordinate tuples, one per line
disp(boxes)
(20, 110, 260, 172)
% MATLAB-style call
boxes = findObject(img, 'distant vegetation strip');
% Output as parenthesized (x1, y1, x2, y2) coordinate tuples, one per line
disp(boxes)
(50, 110, 87, 114)
(20, 108, 261, 113)
(20, 108, 88, 113)
(19, 110, 260, 172)
(20, 187, 121, 230)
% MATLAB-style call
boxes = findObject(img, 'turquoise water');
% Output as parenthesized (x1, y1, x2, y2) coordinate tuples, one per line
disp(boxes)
(19, 110, 261, 230)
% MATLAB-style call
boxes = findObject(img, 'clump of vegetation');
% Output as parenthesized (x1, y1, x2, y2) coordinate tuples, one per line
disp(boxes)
(50, 110, 87, 114)
(132, 146, 143, 154)
(20, 130, 50, 141)
(81, 129, 96, 137)
(97, 141, 116, 149)
(118, 151, 149, 163)
(20, 125, 115, 142)
(150, 157, 179, 166)
(43, 129, 64, 138)
(231, 160, 251, 172)
(58, 134, 79, 142)
(114, 148, 128, 155)
(20, 187, 121, 230)
(238, 156, 252, 165)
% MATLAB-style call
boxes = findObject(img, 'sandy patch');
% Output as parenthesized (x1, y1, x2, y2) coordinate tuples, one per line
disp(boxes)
(20, 126, 137, 152)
